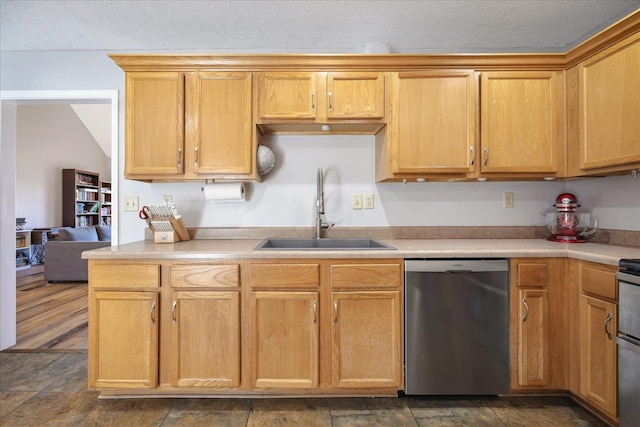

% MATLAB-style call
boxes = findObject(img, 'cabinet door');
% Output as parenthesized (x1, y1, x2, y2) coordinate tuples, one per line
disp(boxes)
(480, 71, 558, 173)
(258, 72, 317, 120)
(326, 72, 384, 119)
(192, 72, 253, 175)
(89, 292, 158, 389)
(392, 71, 476, 174)
(171, 291, 240, 387)
(517, 289, 549, 387)
(250, 291, 319, 388)
(578, 33, 640, 170)
(331, 291, 402, 388)
(579, 295, 617, 417)
(125, 72, 185, 176)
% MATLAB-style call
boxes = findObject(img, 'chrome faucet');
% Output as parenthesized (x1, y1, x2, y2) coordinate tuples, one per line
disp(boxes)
(316, 168, 330, 239)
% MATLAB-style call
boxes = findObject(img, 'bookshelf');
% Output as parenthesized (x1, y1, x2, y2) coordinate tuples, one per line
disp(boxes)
(16, 230, 32, 270)
(62, 169, 101, 228)
(100, 180, 112, 226)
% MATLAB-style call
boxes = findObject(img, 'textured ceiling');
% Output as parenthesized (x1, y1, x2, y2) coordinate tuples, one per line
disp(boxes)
(1, 0, 639, 53)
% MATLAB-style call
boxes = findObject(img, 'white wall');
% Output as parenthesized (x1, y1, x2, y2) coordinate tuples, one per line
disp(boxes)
(0, 102, 18, 350)
(16, 105, 111, 228)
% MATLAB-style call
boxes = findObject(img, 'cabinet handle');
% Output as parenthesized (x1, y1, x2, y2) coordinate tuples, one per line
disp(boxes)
(177, 147, 182, 169)
(483, 147, 489, 166)
(522, 298, 529, 322)
(150, 301, 156, 323)
(328, 92, 333, 112)
(311, 92, 315, 112)
(470, 146, 475, 166)
(604, 313, 613, 340)
(194, 146, 199, 167)
(313, 301, 317, 324)
(172, 300, 177, 324)
(333, 300, 338, 324)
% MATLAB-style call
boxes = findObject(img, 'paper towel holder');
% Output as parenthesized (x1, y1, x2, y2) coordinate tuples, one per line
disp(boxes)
(201, 181, 246, 202)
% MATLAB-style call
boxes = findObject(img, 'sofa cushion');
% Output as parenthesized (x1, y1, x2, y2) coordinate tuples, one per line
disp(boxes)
(58, 226, 99, 242)
(96, 225, 112, 242)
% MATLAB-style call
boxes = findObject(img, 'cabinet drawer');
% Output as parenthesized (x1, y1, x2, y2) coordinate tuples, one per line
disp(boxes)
(331, 264, 401, 289)
(581, 263, 617, 301)
(89, 263, 160, 289)
(171, 264, 239, 288)
(250, 263, 320, 288)
(516, 262, 549, 288)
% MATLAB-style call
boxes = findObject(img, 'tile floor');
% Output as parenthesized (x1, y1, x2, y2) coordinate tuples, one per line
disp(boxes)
(1, 351, 605, 426)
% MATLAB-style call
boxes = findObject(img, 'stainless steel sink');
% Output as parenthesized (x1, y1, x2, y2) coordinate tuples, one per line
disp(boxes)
(254, 238, 396, 250)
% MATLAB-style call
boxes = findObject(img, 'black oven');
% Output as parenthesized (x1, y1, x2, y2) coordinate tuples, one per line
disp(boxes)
(617, 259, 640, 427)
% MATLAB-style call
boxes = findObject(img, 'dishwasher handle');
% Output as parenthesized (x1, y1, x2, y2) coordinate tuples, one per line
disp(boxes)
(405, 259, 509, 273)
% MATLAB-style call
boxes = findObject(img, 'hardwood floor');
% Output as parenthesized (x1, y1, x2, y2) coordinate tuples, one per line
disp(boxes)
(8, 266, 87, 352)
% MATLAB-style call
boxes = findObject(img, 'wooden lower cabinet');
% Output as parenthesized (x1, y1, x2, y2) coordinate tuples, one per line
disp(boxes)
(331, 291, 402, 388)
(88, 291, 159, 389)
(86, 258, 402, 396)
(516, 288, 550, 386)
(579, 294, 618, 417)
(509, 258, 564, 391)
(171, 290, 241, 387)
(250, 291, 319, 389)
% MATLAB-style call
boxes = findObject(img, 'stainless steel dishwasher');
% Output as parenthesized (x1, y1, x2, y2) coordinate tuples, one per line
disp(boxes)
(405, 259, 510, 395)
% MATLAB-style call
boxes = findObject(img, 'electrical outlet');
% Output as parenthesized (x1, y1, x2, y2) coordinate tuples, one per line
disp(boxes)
(352, 194, 362, 210)
(364, 193, 374, 209)
(163, 195, 172, 203)
(124, 196, 139, 212)
(503, 192, 514, 208)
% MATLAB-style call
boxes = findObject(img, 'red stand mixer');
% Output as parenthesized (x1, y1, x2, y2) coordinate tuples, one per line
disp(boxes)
(547, 193, 598, 243)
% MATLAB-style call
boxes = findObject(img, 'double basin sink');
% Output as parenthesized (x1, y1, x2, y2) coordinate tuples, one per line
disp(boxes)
(255, 238, 395, 251)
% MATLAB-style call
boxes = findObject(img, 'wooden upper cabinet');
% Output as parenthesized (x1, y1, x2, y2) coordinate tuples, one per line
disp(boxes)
(389, 71, 477, 176)
(125, 72, 185, 177)
(480, 71, 560, 174)
(326, 72, 385, 119)
(258, 72, 317, 120)
(257, 72, 385, 122)
(190, 72, 253, 176)
(577, 32, 640, 170)
(124, 71, 256, 181)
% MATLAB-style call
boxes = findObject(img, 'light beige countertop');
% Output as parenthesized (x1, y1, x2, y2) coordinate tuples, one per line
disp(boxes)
(82, 238, 640, 266)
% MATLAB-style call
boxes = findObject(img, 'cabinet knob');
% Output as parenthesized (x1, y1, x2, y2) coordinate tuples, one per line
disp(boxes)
(483, 147, 489, 166)
(522, 298, 529, 322)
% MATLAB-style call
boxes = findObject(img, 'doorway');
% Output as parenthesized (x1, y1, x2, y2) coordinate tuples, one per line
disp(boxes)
(0, 90, 118, 350)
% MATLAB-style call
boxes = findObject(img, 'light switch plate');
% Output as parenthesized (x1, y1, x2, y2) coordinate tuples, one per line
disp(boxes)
(503, 192, 514, 208)
(163, 195, 172, 203)
(124, 196, 139, 212)
(364, 194, 374, 209)
(352, 194, 362, 209)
